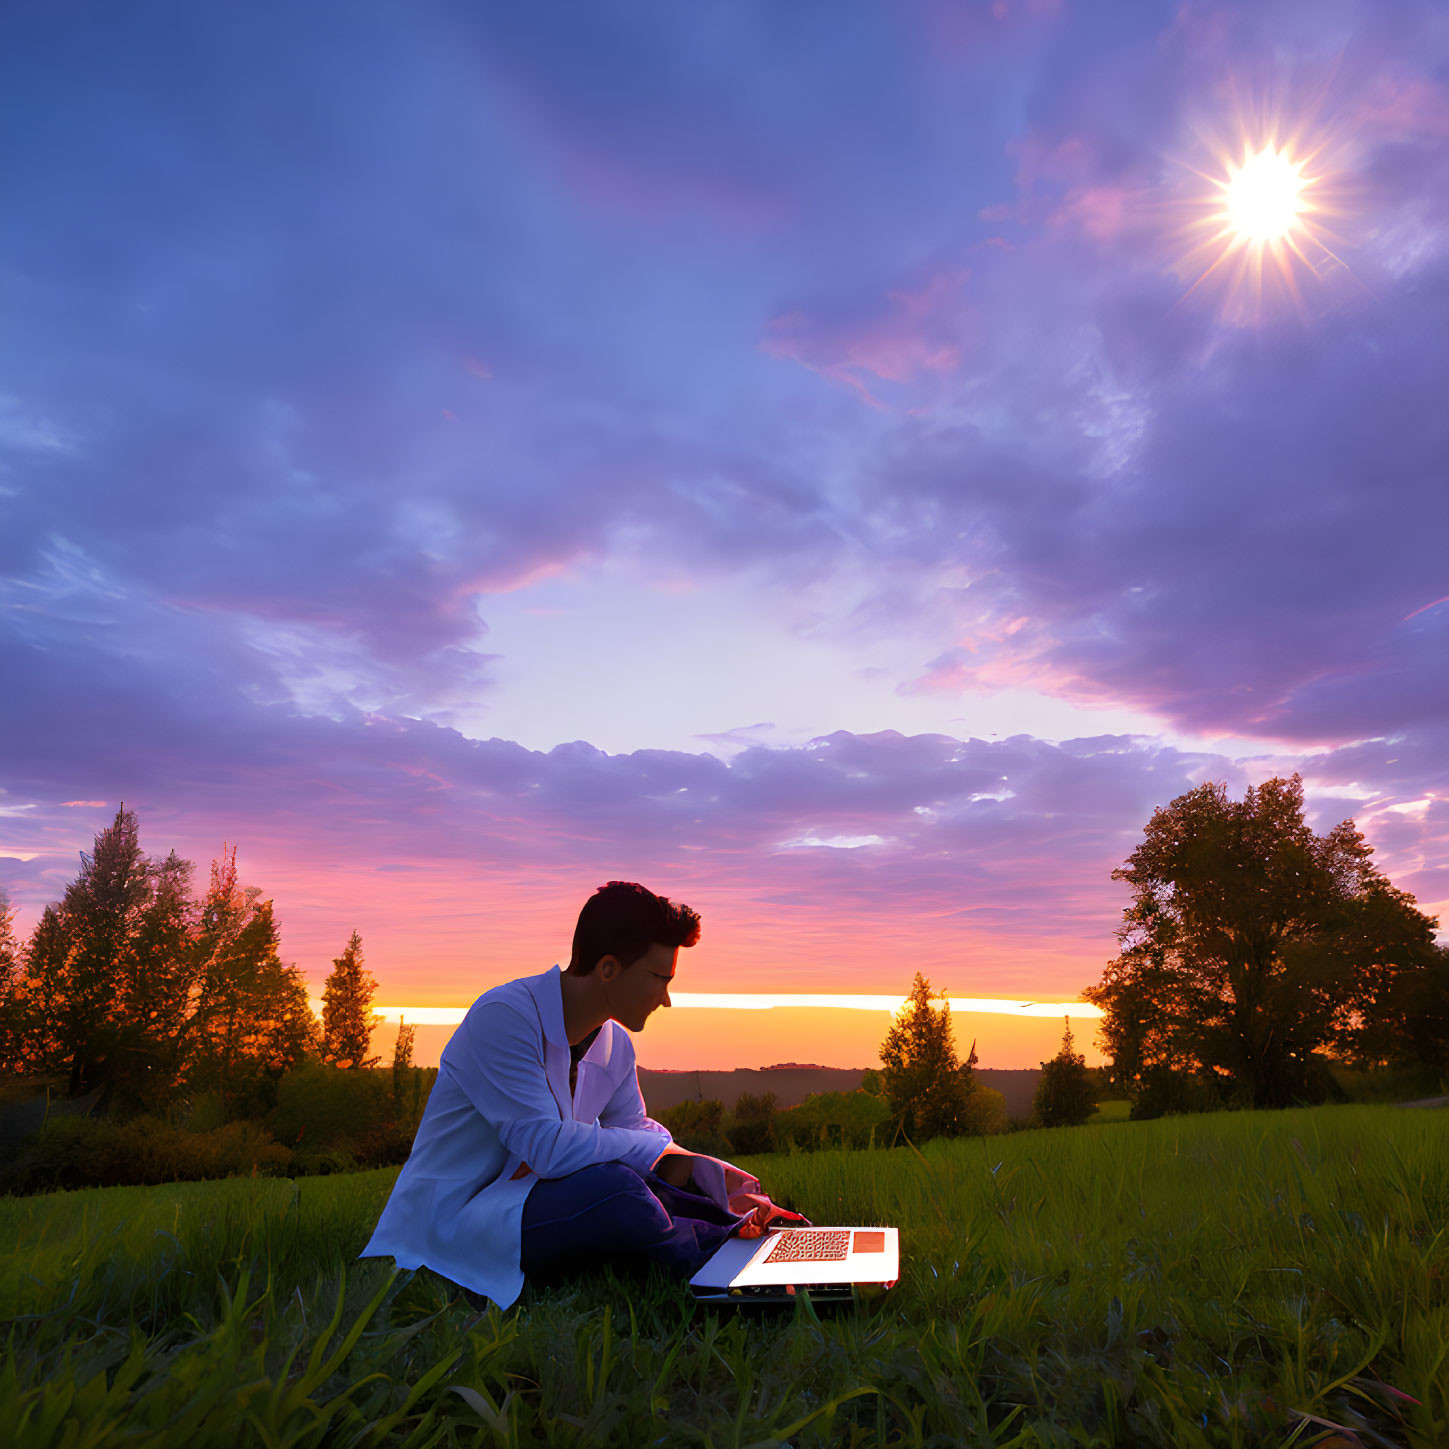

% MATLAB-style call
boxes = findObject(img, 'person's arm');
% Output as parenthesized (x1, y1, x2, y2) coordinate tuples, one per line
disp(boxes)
(447, 1002, 667, 1179)
(595, 1047, 693, 1185)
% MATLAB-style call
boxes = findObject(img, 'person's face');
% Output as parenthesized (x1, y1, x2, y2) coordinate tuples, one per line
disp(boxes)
(599, 942, 677, 1032)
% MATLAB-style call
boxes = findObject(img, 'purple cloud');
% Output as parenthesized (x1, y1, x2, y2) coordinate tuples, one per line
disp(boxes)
(3, 0, 1446, 1003)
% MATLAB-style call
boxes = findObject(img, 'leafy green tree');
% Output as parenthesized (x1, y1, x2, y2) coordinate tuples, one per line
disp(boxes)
(321, 930, 380, 1068)
(879, 972, 969, 1140)
(1086, 775, 1441, 1109)
(1033, 1018, 1095, 1127)
(1325, 905, 1449, 1075)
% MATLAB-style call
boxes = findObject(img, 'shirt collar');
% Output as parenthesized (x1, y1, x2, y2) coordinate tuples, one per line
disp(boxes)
(532, 963, 567, 1049)
(533, 963, 615, 1069)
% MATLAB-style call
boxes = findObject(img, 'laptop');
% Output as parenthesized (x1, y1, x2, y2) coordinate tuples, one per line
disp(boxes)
(689, 1225, 900, 1305)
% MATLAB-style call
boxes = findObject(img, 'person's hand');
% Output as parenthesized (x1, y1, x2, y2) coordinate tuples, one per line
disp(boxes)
(736, 1202, 773, 1239)
(735, 1201, 806, 1239)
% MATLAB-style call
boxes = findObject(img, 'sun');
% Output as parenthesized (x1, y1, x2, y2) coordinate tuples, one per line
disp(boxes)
(1222, 144, 1308, 244)
(1172, 124, 1348, 324)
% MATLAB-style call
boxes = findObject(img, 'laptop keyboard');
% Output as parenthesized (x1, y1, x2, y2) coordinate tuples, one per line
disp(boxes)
(762, 1229, 852, 1264)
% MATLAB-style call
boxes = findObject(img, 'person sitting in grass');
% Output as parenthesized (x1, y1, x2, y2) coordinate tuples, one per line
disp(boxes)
(361, 880, 800, 1308)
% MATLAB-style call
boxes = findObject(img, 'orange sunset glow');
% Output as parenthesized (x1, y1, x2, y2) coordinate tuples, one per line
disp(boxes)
(335, 993, 1105, 1072)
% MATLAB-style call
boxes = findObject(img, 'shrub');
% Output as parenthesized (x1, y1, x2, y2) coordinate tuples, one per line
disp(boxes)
(1330, 1062, 1446, 1103)
(726, 1092, 777, 1156)
(1129, 1067, 1228, 1120)
(960, 1083, 1009, 1136)
(2, 1115, 290, 1194)
(269, 1058, 424, 1166)
(774, 1090, 891, 1151)
(654, 1098, 730, 1155)
(289, 1147, 358, 1176)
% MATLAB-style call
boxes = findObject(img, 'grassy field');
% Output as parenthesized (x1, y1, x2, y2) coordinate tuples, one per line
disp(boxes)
(2, 1106, 1445, 1448)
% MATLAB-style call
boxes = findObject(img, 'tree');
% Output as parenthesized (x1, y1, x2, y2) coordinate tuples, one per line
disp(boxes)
(321, 930, 380, 1068)
(1085, 775, 1442, 1109)
(186, 851, 317, 1117)
(1373, 944, 1449, 1075)
(0, 887, 20, 1070)
(111, 849, 198, 1111)
(879, 972, 969, 1140)
(1033, 1018, 1095, 1127)
(392, 1015, 416, 1097)
(1322, 889, 1449, 1075)
(57, 806, 152, 1095)
(13, 905, 72, 1074)
(8, 816, 317, 1115)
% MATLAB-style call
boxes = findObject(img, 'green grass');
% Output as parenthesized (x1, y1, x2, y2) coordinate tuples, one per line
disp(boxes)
(3, 1105, 1446, 1447)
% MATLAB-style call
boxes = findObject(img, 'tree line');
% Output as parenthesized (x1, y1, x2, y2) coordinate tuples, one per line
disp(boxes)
(3, 774, 1444, 1185)
(0, 807, 389, 1119)
(873, 775, 1446, 1137)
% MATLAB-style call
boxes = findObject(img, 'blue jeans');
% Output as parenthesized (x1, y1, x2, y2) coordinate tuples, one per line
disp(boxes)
(519, 1161, 741, 1284)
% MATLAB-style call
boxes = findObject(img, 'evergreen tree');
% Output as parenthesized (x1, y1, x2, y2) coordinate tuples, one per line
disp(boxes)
(879, 972, 969, 1141)
(57, 806, 151, 1095)
(112, 850, 198, 1110)
(1034, 1017, 1095, 1127)
(392, 1015, 416, 1099)
(321, 930, 380, 1068)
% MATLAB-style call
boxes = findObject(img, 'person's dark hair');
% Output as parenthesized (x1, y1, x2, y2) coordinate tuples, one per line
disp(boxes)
(568, 881, 701, 975)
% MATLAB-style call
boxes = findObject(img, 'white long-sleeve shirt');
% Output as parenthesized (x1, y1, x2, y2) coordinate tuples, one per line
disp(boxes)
(360, 964, 672, 1308)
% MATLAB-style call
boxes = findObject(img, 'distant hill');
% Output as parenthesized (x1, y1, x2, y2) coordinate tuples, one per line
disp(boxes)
(638, 1065, 1043, 1120)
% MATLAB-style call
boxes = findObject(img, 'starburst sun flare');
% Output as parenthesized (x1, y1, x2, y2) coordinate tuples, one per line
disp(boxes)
(1175, 128, 1345, 324)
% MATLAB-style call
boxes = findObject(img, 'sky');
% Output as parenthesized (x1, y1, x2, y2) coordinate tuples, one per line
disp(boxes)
(2, 0, 1446, 1070)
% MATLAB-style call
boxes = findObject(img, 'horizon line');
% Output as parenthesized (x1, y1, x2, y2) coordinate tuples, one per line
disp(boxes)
(316, 993, 1104, 1025)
